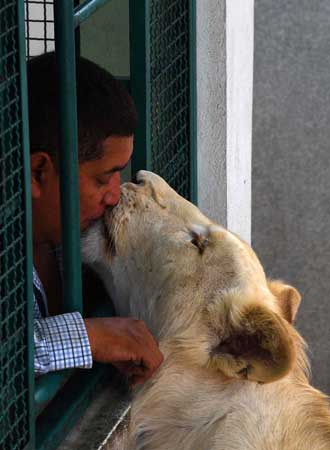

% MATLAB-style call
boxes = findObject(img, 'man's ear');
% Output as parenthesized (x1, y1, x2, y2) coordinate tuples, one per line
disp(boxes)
(30, 152, 54, 199)
(267, 280, 301, 324)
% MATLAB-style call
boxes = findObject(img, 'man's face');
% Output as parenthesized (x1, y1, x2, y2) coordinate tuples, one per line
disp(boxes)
(79, 135, 133, 231)
(31, 135, 133, 246)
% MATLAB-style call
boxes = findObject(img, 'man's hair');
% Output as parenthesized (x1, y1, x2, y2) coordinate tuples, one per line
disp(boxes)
(28, 52, 137, 164)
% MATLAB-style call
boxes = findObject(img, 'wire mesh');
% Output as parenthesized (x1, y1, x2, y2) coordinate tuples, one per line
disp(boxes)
(149, 0, 191, 199)
(0, 2, 31, 449)
(25, 0, 55, 59)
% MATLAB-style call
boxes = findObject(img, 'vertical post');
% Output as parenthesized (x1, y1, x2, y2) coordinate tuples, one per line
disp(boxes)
(18, 0, 35, 447)
(54, 0, 82, 313)
(196, 0, 227, 225)
(129, 0, 152, 174)
(226, 0, 254, 244)
(74, 0, 81, 57)
(196, 0, 254, 244)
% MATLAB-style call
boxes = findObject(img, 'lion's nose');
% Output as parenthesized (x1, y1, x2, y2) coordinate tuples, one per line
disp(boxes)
(134, 171, 149, 186)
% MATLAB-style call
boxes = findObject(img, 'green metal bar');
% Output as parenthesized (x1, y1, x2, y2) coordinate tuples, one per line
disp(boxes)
(73, 0, 111, 28)
(36, 365, 114, 450)
(189, 0, 198, 205)
(129, 0, 151, 173)
(54, 0, 83, 313)
(35, 371, 74, 415)
(74, 0, 81, 57)
(18, 0, 35, 447)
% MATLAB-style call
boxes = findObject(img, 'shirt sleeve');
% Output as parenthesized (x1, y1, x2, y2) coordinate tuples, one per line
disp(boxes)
(34, 312, 93, 375)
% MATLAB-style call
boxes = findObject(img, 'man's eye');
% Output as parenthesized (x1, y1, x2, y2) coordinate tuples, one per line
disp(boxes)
(96, 176, 110, 186)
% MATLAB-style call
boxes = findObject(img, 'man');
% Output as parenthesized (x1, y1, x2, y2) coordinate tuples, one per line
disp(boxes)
(29, 52, 163, 385)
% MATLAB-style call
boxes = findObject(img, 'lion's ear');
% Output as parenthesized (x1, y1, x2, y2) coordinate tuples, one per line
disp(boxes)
(207, 303, 296, 383)
(268, 280, 301, 324)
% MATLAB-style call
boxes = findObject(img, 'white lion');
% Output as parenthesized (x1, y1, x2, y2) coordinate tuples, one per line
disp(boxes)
(82, 171, 330, 450)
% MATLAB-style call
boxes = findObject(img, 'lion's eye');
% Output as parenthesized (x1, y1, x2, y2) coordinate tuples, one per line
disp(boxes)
(191, 235, 209, 254)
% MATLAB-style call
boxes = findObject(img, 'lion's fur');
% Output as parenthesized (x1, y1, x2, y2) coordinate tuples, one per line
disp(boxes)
(82, 171, 330, 450)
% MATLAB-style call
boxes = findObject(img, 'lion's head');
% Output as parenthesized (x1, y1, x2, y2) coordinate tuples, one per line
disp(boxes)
(82, 171, 302, 384)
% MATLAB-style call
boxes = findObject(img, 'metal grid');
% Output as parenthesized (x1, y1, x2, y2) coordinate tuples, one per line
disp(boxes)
(0, 2, 31, 449)
(25, 0, 54, 59)
(150, 0, 191, 199)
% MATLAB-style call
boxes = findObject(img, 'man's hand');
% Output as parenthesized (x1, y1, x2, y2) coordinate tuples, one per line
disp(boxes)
(84, 317, 164, 386)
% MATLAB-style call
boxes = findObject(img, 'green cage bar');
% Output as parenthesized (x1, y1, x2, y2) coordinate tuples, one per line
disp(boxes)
(33, 1, 85, 444)
(18, 0, 36, 446)
(0, 1, 34, 448)
(53, 0, 82, 314)
(130, 0, 152, 172)
(130, 0, 197, 203)
(189, 0, 197, 204)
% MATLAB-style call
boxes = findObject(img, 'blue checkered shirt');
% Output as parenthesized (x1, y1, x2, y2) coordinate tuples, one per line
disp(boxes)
(33, 267, 93, 375)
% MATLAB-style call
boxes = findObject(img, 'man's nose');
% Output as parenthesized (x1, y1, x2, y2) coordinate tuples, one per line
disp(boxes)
(103, 173, 121, 206)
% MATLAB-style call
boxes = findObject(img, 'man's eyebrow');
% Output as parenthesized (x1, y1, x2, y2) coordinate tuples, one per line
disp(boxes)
(102, 160, 130, 174)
